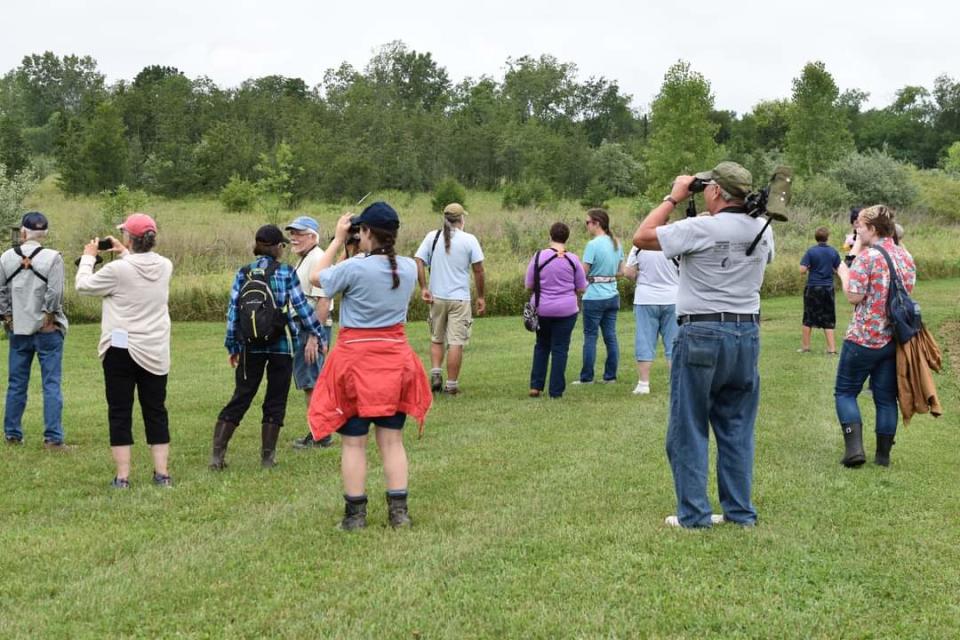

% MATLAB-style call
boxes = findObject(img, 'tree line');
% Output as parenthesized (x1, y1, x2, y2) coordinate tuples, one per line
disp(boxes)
(1, 43, 959, 211)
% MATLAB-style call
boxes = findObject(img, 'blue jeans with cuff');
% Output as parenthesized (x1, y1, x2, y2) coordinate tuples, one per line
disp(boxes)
(4, 330, 65, 443)
(834, 339, 898, 435)
(579, 295, 620, 382)
(666, 321, 760, 527)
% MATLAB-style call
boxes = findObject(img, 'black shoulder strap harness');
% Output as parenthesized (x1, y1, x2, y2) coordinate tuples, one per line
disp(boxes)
(531, 248, 577, 309)
(425, 228, 443, 268)
(3, 246, 49, 285)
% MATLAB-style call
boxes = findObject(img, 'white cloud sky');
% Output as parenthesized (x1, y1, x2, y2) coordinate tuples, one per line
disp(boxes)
(3, 0, 957, 114)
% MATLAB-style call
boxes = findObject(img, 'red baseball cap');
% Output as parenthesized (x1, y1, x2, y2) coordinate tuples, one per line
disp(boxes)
(117, 213, 157, 237)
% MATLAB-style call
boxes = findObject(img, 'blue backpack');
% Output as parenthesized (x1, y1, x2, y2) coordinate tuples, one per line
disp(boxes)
(874, 245, 921, 344)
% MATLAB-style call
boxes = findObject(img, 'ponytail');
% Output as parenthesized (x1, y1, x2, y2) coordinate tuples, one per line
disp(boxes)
(442, 213, 462, 254)
(587, 208, 619, 251)
(368, 227, 400, 289)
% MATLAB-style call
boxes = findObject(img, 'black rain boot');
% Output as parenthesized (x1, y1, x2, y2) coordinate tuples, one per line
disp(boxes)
(386, 492, 412, 529)
(261, 422, 281, 468)
(209, 419, 238, 470)
(875, 434, 895, 467)
(840, 422, 866, 468)
(340, 495, 367, 531)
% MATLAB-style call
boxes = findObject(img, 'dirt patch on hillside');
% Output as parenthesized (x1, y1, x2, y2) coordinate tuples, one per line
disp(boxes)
(939, 320, 960, 385)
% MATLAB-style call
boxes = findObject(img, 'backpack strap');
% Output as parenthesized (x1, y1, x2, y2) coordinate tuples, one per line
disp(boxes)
(427, 229, 443, 267)
(3, 246, 49, 285)
(873, 245, 906, 309)
(532, 249, 560, 309)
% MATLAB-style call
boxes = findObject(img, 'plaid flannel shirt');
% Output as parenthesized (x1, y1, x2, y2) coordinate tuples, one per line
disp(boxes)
(225, 256, 324, 355)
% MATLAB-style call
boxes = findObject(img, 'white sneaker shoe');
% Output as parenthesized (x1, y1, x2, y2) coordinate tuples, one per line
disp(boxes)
(632, 381, 650, 395)
(665, 514, 726, 527)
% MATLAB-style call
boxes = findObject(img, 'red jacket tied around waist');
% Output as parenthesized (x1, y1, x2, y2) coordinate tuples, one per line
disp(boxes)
(308, 324, 432, 440)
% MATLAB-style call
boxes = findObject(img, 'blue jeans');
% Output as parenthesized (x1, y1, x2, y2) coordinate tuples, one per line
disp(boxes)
(834, 339, 898, 435)
(634, 304, 678, 361)
(667, 321, 760, 527)
(4, 331, 65, 443)
(530, 313, 578, 398)
(579, 296, 620, 382)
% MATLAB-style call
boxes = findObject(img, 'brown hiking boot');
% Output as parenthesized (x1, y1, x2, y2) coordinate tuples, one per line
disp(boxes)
(386, 493, 412, 528)
(43, 440, 74, 451)
(340, 496, 367, 531)
(261, 422, 281, 468)
(209, 419, 238, 470)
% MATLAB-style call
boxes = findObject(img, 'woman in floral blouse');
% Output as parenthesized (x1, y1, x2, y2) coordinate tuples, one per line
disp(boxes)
(835, 205, 915, 468)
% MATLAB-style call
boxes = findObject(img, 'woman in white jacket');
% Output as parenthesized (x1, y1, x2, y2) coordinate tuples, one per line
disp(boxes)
(76, 213, 174, 488)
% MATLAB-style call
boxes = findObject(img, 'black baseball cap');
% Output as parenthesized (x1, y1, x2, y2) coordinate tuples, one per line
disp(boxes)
(255, 224, 289, 246)
(21, 211, 49, 231)
(350, 201, 400, 231)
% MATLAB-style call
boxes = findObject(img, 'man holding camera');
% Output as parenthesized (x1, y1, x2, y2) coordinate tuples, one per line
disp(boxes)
(0, 212, 70, 449)
(285, 215, 334, 450)
(633, 162, 774, 528)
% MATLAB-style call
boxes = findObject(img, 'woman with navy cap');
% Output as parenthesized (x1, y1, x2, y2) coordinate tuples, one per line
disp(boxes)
(308, 202, 432, 530)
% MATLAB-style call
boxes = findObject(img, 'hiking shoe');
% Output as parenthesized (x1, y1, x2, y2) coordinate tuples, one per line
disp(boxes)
(632, 381, 650, 395)
(153, 473, 173, 488)
(43, 440, 74, 451)
(5, 435, 23, 446)
(430, 372, 443, 393)
(293, 433, 333, 449)
(340, 497, 368, 531)
(443, 386, 460, 396)
(111, 477, 130, 489)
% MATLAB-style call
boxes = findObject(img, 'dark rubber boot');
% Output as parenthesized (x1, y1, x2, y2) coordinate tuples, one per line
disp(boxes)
(261, 422, 281, 468)
(340, 496, 367, 531)
(840, 422, 866, 467)
(209, 419, 238, 470)
(387, 493, 412, 529)
(875, 434, 895, 467)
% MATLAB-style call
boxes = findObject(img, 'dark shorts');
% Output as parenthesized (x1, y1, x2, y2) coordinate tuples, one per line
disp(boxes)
(338, 412, 407, 437)
(803, 285, 836, 329)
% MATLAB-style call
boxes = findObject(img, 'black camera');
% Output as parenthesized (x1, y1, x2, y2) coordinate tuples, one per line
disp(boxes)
(97, 238, 113, 251)
(9, 226, 19, 248)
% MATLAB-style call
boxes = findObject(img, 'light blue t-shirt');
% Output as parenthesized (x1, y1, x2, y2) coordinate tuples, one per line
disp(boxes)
(414, 227, 484, 300)
(318, 255, 417, 328)
(582, 235, 623, 300)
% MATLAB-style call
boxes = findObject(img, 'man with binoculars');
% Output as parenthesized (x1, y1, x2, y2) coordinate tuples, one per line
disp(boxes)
(633, 162, 775, 529)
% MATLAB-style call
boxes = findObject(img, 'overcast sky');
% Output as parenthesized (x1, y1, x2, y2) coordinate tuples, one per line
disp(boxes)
(3, 0, 957, 114)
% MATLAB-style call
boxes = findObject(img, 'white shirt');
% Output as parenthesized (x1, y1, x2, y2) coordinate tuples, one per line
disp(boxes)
(626, 247, 679, 306)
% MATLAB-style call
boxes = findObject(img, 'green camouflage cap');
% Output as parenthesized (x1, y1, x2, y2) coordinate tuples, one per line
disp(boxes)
(694, 161, 753, 199)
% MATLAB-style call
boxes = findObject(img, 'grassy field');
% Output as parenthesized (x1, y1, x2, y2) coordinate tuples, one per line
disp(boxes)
(1, 280, 958, 638)
(19, 178, 960, 322)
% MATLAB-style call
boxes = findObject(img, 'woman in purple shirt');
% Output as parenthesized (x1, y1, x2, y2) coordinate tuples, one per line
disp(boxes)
(524, 222, 588, 398)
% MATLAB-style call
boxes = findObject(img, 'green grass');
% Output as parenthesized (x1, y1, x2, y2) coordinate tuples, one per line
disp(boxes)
(1, 281, 958, 638)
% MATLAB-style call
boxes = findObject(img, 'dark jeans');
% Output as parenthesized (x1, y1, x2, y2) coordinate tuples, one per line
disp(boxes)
(530, 313, 578, 398)
(102, 347, 170, 447)
(834, 339, 898, 435)
(219, 351, 293, 427)
(580, 295, 620, 382)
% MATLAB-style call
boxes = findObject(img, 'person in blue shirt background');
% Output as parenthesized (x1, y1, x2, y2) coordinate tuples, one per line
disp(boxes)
(799, 226, 842, 354)
(575, 208, 624, 384)
(210, 224, 326, 471)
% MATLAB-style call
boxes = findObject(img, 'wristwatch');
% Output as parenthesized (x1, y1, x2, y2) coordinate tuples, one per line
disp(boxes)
(662, 195, 678, 206)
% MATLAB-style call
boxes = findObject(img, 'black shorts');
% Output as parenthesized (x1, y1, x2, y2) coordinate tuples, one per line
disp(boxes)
(338, 412, 407, 437)
(802, 286, 836, 329)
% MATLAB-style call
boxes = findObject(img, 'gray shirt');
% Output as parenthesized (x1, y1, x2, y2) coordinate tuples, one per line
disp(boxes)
(318, 254, 417, 328)
(656, 212, 775, 316)
(0, 241, 68, 335)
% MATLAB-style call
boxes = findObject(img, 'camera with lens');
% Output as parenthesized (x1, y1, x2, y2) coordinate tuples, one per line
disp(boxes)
(346, 224, 361, 245)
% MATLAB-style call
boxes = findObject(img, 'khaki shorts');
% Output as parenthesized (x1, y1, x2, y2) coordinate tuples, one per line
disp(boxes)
(428, 298, 473, 346)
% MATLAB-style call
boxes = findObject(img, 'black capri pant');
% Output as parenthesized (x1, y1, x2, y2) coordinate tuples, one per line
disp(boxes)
(103, 347, 170, 446)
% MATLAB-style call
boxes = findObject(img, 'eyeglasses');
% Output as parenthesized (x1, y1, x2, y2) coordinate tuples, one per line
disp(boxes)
(585, 219, 595, 225)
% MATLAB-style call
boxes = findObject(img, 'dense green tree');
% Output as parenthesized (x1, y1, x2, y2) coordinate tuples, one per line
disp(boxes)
(57, 101, 128, 194)
(786, 61, 853, 175)
(0, 116, 29, 177)
(644, 61, 720, 195)
(14, 52, 105, 126)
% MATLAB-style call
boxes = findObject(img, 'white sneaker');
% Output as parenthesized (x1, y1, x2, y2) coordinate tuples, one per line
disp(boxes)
(571, 380, 593, 385)
(665, 514, 726, 527)
(632, 381, 650, 395)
